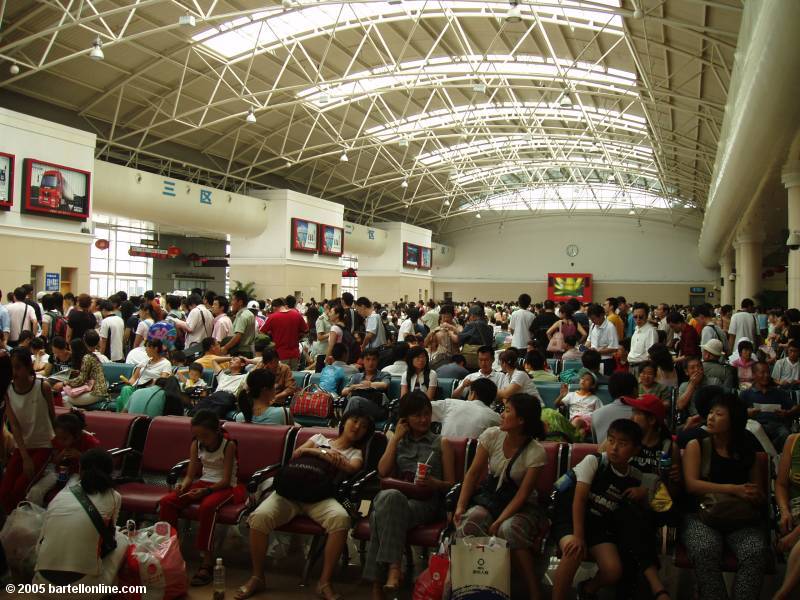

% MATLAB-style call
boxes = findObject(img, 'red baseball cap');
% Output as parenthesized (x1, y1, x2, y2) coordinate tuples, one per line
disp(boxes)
(623, 394, 666, 424)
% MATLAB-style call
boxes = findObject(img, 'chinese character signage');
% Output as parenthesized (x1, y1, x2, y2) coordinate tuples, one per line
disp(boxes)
(547, 273, 593, 303)
(22, 158, 91, 220)
(45, 272, 60, 292)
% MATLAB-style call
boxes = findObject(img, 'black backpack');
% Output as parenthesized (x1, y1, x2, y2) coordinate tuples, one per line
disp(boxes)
(340, 327, 361, 363)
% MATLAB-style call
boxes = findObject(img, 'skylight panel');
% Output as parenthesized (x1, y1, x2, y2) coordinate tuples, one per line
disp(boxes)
(476, 183, 670, 213)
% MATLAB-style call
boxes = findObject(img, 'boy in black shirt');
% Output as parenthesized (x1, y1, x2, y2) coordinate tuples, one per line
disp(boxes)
(552, 419, 669, 600)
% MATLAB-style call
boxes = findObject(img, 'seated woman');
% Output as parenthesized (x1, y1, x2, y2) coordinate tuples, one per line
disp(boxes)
(52, 335, 108, 408)
(681, 393, 768, 600)
(775, 432, 800, 600)
(400, 346, 438, 401)
(27, 410, 101, 506)
(116, 339, 172, 412)
(364, 391, 455, 597)
(454, 393, 547, 600)
(342, 348, 391, 421)
(235, 369, 290, 425)
(33, 449, 129, 599)
(496, 349, 542, 404)
(637, 362, 672, 412)
(235, 409, 374, 600)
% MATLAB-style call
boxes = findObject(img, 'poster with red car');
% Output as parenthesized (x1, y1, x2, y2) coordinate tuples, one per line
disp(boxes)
(22, 158, 91, 220)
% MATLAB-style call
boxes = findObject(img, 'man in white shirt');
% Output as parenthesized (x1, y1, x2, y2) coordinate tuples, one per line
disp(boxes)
(179, 293, 214, 348)
(654, 302, 670, 332)
(508, 293, 535, 350)
(215, 357, 248, 395)
(99, 301, 125, 362)
(627, 302, 658, 371)
(211, 296, 233, 342)
(420, 300, 440, 332)
(431, 378, 501, 438)
(586, 303, 619, 373)
(7, 287, 38, 346)
(728, 298, 760, 351)
(452, 346, 503, 398)
(356, 296, 386, 350)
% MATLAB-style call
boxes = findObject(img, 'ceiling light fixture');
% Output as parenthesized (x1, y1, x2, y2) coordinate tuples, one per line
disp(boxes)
(281, 0, 294, 8)
(89, 37, 104, 60)
(628, 208, 635, 215)
(318, 93, 330, 104)
(285, 161, 292, 168)
(607, 173, 615, 183)
(472, 83, 487, 93)
(401, 178, 408, 188)
(339, 151, 349, 162)
(443, 199, 451, 206)
(558, 92, 572, 107)
(476, 212, 482, 219)
(633, 3, 644, 19)
(246, 107, 257, 123)
(398, 138, 409, 147)
(505, 2, 522, 23)
(9, 63, 19, 75)
(178, 14, 196, 27)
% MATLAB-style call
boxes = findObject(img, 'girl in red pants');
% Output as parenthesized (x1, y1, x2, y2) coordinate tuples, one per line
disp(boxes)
(2, 347, 55, 514)
(158, 409, 244, 586)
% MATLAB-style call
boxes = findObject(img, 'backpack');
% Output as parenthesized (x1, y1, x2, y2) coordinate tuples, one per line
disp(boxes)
(47, 311, 67, 342)
(126, 387, 166, 417)
(340, 327, 360, 363)
(191, 390, 237, 419)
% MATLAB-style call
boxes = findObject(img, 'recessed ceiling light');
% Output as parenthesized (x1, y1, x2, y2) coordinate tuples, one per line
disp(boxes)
(400, 178, 408, 188)
(89, 37, 104, 60)
(339, 151, 349, 162)
(246, 108, 256, 123)
(443, 199, 451, 206)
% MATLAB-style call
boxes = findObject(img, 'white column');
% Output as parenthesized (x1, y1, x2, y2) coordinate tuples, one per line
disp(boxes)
(734, 218, 765, 306)
(719, 248, 734, 306)
(782, 161, 800, 309)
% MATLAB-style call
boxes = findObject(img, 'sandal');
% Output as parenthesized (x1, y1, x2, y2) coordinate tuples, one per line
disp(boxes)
(316, 582, 343, 600)
(234, 576, 266, 600)
(190, 565, 213, 587)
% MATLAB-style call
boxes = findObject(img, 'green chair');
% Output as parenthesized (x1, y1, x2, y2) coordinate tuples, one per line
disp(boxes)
(536, 383, 563, 409)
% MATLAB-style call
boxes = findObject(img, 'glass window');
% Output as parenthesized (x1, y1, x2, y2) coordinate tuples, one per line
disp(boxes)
(90, 216, 153, 297)
(340, 254, 358, 298)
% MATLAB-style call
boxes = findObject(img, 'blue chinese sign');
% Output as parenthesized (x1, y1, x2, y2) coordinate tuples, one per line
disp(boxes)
(200, 189, 212, 205)
(162, 180, 176, 197)
(45, 272, 60, 292)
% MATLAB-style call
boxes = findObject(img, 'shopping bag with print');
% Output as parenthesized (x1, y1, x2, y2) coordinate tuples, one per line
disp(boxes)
(412, 552, 450, 600)
(449, 536, 510, 600)
(118, 522, 187, 600)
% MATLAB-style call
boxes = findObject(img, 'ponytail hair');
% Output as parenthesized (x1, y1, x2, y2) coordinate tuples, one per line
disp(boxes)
(79, 448, 114, 494)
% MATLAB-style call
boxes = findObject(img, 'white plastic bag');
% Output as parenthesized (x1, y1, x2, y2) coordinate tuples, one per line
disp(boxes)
(118, 522, 187, 600)
(0, 502, 46, 573)
(449, 536, 510, 600)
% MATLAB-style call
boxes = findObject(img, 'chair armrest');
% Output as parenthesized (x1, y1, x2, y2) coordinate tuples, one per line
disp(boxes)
(445, 483, 463, 512)
(166, 459, 191, 486)
(349, 469, 380, 502)
(247, 462, 283, 494)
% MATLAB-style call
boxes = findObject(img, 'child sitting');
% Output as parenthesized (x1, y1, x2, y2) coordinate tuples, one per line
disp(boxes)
(731, 339, 756, 390)
(561, 335, 583, 361)
(31, 338, 49, 375)
(27, 411, 101, 506)
(555, 372, 600, 438)
(612, 338, 631, 373)
(179, 362, 208, 394)
(524, 351, 558, 382)
(551, 419, 668, 600)
(158, 410, 245, 586)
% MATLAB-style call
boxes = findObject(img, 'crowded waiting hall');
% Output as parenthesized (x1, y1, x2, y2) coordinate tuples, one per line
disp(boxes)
(1, 0, 800, 599)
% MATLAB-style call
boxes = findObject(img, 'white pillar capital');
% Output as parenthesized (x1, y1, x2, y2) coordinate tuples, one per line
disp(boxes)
(735, 219, 766, 245)
(782, 160, 800, 189)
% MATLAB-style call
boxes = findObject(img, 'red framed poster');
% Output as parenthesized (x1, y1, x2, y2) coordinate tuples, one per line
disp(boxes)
(0, 152, 14, 210)
(403, 242, 420, 267)
(22, 158, 91, 220)
(547, 273, 593, 302)
(291, 218, 319, 253)
(319, 224, 344, 256)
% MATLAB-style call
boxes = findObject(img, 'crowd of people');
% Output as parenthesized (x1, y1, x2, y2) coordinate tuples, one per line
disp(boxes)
(1, 283, 800, 599)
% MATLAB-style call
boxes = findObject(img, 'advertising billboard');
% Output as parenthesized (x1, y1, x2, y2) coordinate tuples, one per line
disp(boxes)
(419, 246, 432, 270)
(403, 242, 420, 267)
(0, 152, 13, 209)
(291, 218, 319, 253)
(319, 224, 344, 256)
(22, 158, 91, 220)
(547, 273, 593, 303)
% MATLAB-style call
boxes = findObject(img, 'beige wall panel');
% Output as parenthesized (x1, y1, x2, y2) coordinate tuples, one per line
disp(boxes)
(0, 234, 89, 296)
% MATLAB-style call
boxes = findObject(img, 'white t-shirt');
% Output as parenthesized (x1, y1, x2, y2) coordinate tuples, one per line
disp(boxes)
(398, 318, 415, 340)
(400, 369, 438, 393)
(561, 391, 600, 420)
(135, 318, 154, 346)
(36, 487, 121, 576)
(431, 398, 500, 438)
(216, 371, 247, 395)
(126, 346, 149, 365)
(7, 301, 37, 342)
(478, 426, 546, 501)
(330, 324, 344, 345)
(136, 357, 172, 386)
(309, 433, 363, 463)
(100, 314, 125, 361)
(185, 305, 214, 347)
(728, 311, 759, 348)
(574, 452, 632, 484)
(459, 370, 504, 397)
(509, 308, 535, 349)
(364, 313, 386, 349)
(500, 369, 540, 401)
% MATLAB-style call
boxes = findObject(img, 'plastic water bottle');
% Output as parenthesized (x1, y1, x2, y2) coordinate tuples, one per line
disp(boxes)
(126, 519, 136, 540)
(659, 451, 672, 480)
(213, 558, 225, 600)
(56, 465, 69, 485)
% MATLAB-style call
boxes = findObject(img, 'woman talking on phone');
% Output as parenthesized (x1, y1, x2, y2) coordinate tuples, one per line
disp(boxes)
(363, 391, 455, 598)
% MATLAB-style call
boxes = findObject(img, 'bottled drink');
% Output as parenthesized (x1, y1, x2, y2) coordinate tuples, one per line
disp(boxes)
(213, 557, 225, 600)
(659, 451, 672, 479)
(126, 520, 136, 539)
(56, 465, 69, 485)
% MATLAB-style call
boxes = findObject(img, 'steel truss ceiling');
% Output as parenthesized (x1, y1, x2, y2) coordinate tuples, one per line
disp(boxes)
(0, 0, 742, 234)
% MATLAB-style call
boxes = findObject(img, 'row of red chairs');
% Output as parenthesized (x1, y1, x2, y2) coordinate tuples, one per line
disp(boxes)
(53, 407, 769, 580)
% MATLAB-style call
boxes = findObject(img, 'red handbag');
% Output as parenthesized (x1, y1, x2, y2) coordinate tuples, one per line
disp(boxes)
(290, 384, 334, 419)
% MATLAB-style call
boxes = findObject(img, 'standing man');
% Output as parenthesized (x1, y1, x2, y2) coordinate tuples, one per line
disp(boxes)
(667, 311, 700, 365)
(180, 293, 214, 349)
(420, 300, 440, 333)
(0, 289, 10, 348)
(7, 287, 38, 346)
(222, 290, 256, 358)
(728, 298, 761, 351)
(603, 297, 625, 342)
(508, 293, 535, 351)
(617, 296, 636, 339)
(99, 300, 125, 362)
(355, 296, 386, 351)
(586, 303, 619, 375)
(531, 299, 559, 354)
(627, 302, 658, 374)
(341, 292, 363, 333)
(654, 303, 670, 332)
(211, 296, 233, 343)
(260, 295, 308, 369)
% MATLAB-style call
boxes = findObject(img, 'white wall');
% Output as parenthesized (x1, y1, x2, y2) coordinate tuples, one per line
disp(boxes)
(360, 221, 433, 279)
(435, 215, 716, 287)
(344, 221, 388, 257)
